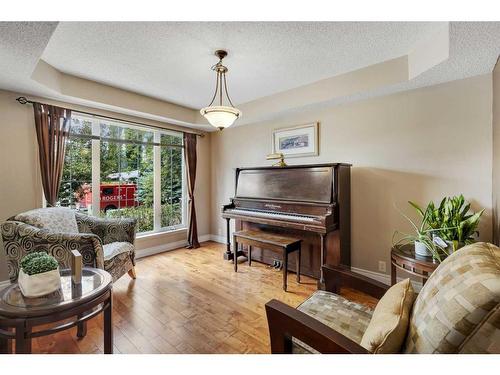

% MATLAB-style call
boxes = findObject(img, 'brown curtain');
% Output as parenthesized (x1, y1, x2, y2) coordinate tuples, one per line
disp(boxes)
(184, 132, 200, 249)
(33, 103, 71, 207)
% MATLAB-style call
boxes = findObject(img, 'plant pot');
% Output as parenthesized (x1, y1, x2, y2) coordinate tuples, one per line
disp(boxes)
(414, 241, 432, 257)
(18, 267, 61, 298)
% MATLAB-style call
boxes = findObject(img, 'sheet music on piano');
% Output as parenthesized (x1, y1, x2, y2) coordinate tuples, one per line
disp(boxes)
(222, 163, 351, 287)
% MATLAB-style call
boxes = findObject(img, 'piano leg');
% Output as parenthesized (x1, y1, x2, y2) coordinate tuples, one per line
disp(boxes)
(224, 218, 233, 260)
(318, 233, 326, 289)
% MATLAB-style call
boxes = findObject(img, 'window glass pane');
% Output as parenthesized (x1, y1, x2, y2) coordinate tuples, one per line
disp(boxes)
(161, 134, 183, 228)
(160, 133, 183, 146)
(69, 117, 92, 136)
(58, 125, 92, 212)
(58, 114, 185, 235)
(100, 122, 154, 233)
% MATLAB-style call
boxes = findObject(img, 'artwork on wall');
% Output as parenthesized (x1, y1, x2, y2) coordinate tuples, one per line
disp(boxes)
(272, 122, 318, 157)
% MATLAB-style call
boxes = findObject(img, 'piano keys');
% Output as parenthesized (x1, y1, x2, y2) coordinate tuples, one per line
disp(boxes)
(221, 163, 351, 287)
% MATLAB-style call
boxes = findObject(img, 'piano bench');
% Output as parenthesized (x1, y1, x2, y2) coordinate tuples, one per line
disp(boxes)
(232, 230, 302, 291)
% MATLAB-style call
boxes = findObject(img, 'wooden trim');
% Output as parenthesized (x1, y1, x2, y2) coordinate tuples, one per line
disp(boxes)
(323, 265, 388, 299)
(265, 299, 369, 354)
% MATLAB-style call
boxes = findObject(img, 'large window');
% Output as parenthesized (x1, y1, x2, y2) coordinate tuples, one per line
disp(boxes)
(58, 113, 185, 234)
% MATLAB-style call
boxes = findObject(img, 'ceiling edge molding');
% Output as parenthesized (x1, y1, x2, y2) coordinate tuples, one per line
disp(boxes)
(30, 60, 209, 130)
(197, 24, 452, 128)
(408, 22, 450, 80)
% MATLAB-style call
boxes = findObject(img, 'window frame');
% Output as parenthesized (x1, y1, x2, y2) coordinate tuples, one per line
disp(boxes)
(58, 112, 186, 235)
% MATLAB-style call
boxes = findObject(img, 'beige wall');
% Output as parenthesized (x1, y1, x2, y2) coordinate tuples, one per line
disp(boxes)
(210, 74, 493, 275)
(493, 58, 500, 245)
(0, 89, 212, 282)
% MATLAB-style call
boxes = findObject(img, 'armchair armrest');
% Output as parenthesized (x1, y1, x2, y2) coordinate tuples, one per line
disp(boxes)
(323, 265, 389, 299)
(75, 213, 137, 245)
(265, 299, 369, 354)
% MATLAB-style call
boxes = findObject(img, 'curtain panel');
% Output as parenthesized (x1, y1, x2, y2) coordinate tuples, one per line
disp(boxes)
(33, 103, 72, 207)
(183, 132, 200, 249)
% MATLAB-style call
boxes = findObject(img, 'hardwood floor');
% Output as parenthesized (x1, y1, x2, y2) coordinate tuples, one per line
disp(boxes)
(30, 241, 377, 354)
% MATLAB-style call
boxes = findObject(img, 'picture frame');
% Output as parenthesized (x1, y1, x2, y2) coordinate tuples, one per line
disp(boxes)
(272, 122, 319, 158)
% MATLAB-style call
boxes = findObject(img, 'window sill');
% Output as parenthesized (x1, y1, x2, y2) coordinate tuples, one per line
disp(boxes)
(136, 227, 187, 240)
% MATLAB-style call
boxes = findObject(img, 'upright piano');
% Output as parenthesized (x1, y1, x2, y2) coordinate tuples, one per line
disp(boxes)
(221, 163, 351, 286)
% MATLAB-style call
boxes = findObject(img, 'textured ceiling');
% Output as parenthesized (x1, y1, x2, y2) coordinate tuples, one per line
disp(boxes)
(0, 22, 499, 130)
(41, 22, 445, 109)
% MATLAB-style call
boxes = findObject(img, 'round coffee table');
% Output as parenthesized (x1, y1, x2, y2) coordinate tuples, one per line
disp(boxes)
(391, 244, 439, 287)
(0, 268, 113, 354)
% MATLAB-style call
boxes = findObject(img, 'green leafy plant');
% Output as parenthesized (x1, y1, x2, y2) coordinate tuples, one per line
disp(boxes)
(21, 252, 58, 276)
(393, 203, 450, 262)
(409, 195, 483, 251)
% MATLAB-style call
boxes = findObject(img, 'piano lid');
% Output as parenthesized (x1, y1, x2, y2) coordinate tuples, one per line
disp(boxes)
(235, 165, 334, 204)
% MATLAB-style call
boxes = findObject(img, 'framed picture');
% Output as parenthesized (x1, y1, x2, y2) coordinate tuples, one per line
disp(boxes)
(272, 122, 319, 157)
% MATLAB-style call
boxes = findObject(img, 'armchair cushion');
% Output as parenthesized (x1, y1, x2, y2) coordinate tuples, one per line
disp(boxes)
(15, 207, 78, 234)
(404, 242, 500, 353)
(75, 213, 136, 245)
(361, 278, 416, 353)
(293, 290, 373, 353)
(103, 241, 134, 261)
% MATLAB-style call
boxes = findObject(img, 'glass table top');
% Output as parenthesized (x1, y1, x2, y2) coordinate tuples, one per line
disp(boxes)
(1, 268, 108, 312)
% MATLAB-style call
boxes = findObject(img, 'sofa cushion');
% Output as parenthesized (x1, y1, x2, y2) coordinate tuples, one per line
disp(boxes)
(103, 241, 134, 261)
(15, 207, 79, 234)
(404, 242, 500, 353)
(293, 290, 374, 353)
(361, 278, 416, 353)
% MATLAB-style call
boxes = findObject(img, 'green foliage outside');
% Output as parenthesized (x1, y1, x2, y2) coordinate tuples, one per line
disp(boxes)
(107, 203, 182, 233)
(58, 118, 184, 233)
(21, 252, 58, 276)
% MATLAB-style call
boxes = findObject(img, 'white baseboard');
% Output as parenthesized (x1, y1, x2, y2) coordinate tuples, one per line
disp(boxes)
(136, 234, 214, 259)
(135, 238, 188, 259)
(206, 234, 226, 244)
(203, 233, 422, 291)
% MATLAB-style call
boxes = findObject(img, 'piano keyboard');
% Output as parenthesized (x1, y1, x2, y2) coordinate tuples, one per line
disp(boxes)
(227, 208, 317, 222)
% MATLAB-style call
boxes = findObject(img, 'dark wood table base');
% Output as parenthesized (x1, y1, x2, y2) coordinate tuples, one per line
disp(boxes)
(0, 268, 113, 354)
(0, 290, 113, 354)
(391, 244, 439, 287)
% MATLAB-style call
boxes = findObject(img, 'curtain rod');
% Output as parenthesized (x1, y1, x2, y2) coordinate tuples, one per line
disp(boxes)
(16, 96, 205, 137)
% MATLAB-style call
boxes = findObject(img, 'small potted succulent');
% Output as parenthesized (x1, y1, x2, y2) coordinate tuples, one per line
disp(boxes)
(18, 252, 61, 297)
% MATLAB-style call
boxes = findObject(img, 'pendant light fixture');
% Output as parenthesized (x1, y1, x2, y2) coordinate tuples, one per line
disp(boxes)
(200, 50, 241, 130)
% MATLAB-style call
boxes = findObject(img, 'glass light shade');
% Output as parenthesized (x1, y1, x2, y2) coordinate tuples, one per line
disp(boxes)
(200, 105, 241, 130)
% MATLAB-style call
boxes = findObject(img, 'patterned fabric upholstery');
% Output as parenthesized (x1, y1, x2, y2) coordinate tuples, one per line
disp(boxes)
(2, 209, 137, 283)
(76, 213, 136, 245)
(15, 207, 79, 233)
(459, 305, 500, 354)
(293, 290, 374, 353)
(404, 242, 500, 353)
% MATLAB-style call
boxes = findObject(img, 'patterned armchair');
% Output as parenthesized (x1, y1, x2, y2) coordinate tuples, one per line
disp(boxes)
(266, 242, 500, 354)
(1, 207, 137, 283)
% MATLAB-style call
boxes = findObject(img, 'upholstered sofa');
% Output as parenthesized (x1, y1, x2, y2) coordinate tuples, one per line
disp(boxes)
(266, 242, 500, 354)
(1, 207, 137, 283)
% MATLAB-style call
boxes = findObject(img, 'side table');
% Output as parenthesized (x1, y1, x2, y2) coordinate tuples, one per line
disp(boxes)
(0, 267, 113, 354)
(391, 244, 439, 287)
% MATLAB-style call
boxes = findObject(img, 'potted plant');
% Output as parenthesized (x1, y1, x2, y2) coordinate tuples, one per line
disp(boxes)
(18, 252, 61, 298)
(393, 202, 450, 261)
(409, 195, 484, 252)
